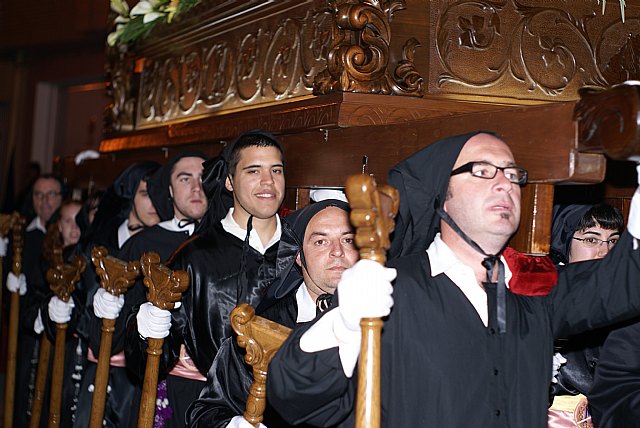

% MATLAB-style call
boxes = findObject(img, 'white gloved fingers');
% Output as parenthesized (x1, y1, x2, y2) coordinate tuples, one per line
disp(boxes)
(34, 309, 44, 334)
(173, 301, 181, 309)
(0, 237, 8, 257)
(137, 302, 172, 339)
(93, 288, 125, 320)
(227, 415, 267, 428)
(6, 272, 27, 295)
(48, 296, 75, 324)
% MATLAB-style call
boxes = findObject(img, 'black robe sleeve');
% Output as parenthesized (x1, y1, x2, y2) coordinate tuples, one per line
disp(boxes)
(588, 317, 640, 428)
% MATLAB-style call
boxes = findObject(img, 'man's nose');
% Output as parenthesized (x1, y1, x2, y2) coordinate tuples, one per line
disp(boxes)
(596, 242, 610, 258)
(330, 242, 345, 257)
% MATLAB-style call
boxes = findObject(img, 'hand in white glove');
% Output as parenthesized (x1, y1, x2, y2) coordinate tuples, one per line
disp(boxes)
(227, 415, 267, 428)
(34, 309, 44, 334)
(48, 296, 75, 324)
(336, 259, 396, 336)
(0, 237, 8, 257)
(137, 302, 172, 339)
(6, 272, 27, 295)
(551, 352, 567, 384)
(93, 288, 125, 320)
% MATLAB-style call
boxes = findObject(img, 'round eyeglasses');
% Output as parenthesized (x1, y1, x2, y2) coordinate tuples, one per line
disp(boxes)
(572, 236, 619, 249)
(450, 161, 528, 185)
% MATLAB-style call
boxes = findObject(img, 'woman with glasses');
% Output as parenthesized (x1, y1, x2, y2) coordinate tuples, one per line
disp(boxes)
(548, 203, 625, 428)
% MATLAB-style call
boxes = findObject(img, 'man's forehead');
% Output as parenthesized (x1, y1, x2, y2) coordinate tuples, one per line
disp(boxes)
(171, 156, 204, 175)
(305, 207, 351, 235)
(237, 145, 283, 165)
(34, 177, 60, 191)
(455, 133, 515, 165)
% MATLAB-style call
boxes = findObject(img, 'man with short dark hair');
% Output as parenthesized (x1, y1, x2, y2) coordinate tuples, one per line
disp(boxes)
(125, 130, 286, 427)
(266, 131, 640, 428)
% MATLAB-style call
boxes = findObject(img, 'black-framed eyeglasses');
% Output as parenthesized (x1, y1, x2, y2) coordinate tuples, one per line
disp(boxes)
(33, 191, 61, 200)
(572, 236, 619, 249)
(450, 161, 528, 185)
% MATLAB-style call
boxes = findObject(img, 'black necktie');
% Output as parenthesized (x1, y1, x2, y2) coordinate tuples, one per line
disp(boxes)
(315, 293, 333, 316)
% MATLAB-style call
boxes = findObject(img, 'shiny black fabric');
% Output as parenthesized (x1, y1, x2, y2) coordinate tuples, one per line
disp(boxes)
(268, 232, 640, 428)
(125, 221, 279, 378)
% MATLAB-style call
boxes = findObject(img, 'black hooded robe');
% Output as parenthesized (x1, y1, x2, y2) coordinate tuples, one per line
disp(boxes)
(265, 132, 640, 428)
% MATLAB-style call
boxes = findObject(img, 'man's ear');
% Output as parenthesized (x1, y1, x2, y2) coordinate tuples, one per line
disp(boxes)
(225, 176, 233, 192)
(169, 185, 174, 198)
(295, 253, 302, 267)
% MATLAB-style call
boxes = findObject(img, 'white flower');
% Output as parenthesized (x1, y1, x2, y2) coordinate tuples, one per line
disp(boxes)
(110, 0, 130, 17)
(142, 12, 165, 24)
(107, 24, 126, 47)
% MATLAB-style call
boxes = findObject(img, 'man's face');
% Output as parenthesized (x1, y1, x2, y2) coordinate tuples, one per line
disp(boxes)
(443, 134, 522, 249)
(33, 177, 62, 223)
(569, 225, 620, 263)
(296, 207, 359, 301)
(225, 145, 285, 225)
(132, 180, 160, 227)
(169, 157, 207, 221)
(58, 202, 81, 247)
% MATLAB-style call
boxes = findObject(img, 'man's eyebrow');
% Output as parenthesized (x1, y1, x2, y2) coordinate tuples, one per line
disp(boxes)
(242, 163, 284, 170)
(176, 171, 194, 177)
(478, 159, 518, 167)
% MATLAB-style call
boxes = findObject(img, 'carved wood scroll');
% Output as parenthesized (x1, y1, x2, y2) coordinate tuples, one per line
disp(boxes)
(575, 83, 640, 161)
(344, 174, 399, 428)
(89, 246, 141, 428)
(231, 303, 292, 428)
(138, 252, 189, 428)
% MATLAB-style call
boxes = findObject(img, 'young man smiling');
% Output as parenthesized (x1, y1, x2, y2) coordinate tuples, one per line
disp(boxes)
(125, 130, 286, 427)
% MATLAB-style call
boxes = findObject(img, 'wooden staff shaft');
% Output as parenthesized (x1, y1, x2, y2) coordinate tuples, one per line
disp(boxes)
(29, 335, 52, 428)
(48, 324, 67, 428)
(355, 319, 383, 428)
(138, 337, 164, 428)
(89, 318, 116, 428)
(3, 291, 21, 428)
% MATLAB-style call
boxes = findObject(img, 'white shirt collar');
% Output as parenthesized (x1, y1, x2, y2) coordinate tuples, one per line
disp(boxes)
(220, 208, 281, 255)
(117, 219, 133, 249)
(427, 233, 512, 327)
(157, 217, 196, 236)
(296, 283, 318, 323)
(26, 217, 47, 234)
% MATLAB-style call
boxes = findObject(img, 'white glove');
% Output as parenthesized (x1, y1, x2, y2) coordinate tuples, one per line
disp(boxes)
(6, 272, 27, 295)
(93, 288, 125, 320)
(137, 302, 172, 339)
(551, 352, 567, 384)
(628, 164, 640, 243)
(34, 309, 44, 334)
(227, 415, 267, 428)
(0, 237, 8, 257)
(48, 296, 75, 324)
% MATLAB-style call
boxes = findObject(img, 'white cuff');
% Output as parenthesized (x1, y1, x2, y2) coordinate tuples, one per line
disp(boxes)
(227, 415, 267, 428)
(299, 309, 361, 378)
(34, 310, 44, 334)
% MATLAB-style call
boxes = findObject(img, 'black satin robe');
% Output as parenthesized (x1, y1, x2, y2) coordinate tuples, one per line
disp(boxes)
(267, 232, 640, 428)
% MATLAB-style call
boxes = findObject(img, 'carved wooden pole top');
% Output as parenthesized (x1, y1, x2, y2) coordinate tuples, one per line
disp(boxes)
(140, 252, 189, 310)
(47, 256, 87, 303)
(344, 174, 399, 265)
(0, 213, 13, 237)
(91, 245, 142, 296)
(10, 213, 26, 275)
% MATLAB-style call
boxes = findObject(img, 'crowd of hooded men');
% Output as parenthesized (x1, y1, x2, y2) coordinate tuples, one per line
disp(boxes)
(2, 129, 640, 428)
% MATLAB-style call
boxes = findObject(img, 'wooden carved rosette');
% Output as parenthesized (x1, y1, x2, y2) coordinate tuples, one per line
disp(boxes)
(47, 256, 86, 303)
(91, 245, 142, 296)
(231, 303, 292, 427)
(314, 0, 423, 97)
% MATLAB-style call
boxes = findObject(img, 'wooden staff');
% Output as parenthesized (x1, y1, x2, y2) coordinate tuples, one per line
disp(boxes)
(89, 246, 141, 428)
(47, 256, 86, 428)
(3, 213, 25, 428)
(344, 174, 399, 428)
(30, 223, 65, 428)
(231, 304, 292, 427)
(137, 252, 188, 428)
(0, 213, 13, 323)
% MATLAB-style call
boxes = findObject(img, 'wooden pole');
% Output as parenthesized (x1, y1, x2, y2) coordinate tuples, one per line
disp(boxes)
(89, 246, 141, 428)
(46, 256, 86, 428)
(137, 252, 188, 428)
(29, 336, 52, 428)
(345, 175, 398, 428)
(4, 213, 25, 428)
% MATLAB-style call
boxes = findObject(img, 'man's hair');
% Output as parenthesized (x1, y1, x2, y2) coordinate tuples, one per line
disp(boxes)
(35, 173, 64, 191)
(227, 130, 284, 176)
(576, 203, 624, 233)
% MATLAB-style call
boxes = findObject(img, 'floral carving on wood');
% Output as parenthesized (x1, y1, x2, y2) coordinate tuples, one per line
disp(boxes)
(105, 47, 137, 133)
(434, 0, 640, 98)
(134, 8, 333, 126)
(314, 0, 423, 97)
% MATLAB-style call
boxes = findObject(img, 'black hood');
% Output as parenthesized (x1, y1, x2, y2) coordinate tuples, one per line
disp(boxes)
(147, 151, 209, 222)
(388, 131, 490, 258)
(255, 199, 350, 313)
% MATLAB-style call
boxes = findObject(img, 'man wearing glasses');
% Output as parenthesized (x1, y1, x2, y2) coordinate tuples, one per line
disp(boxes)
(267, 131, 640, 428)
